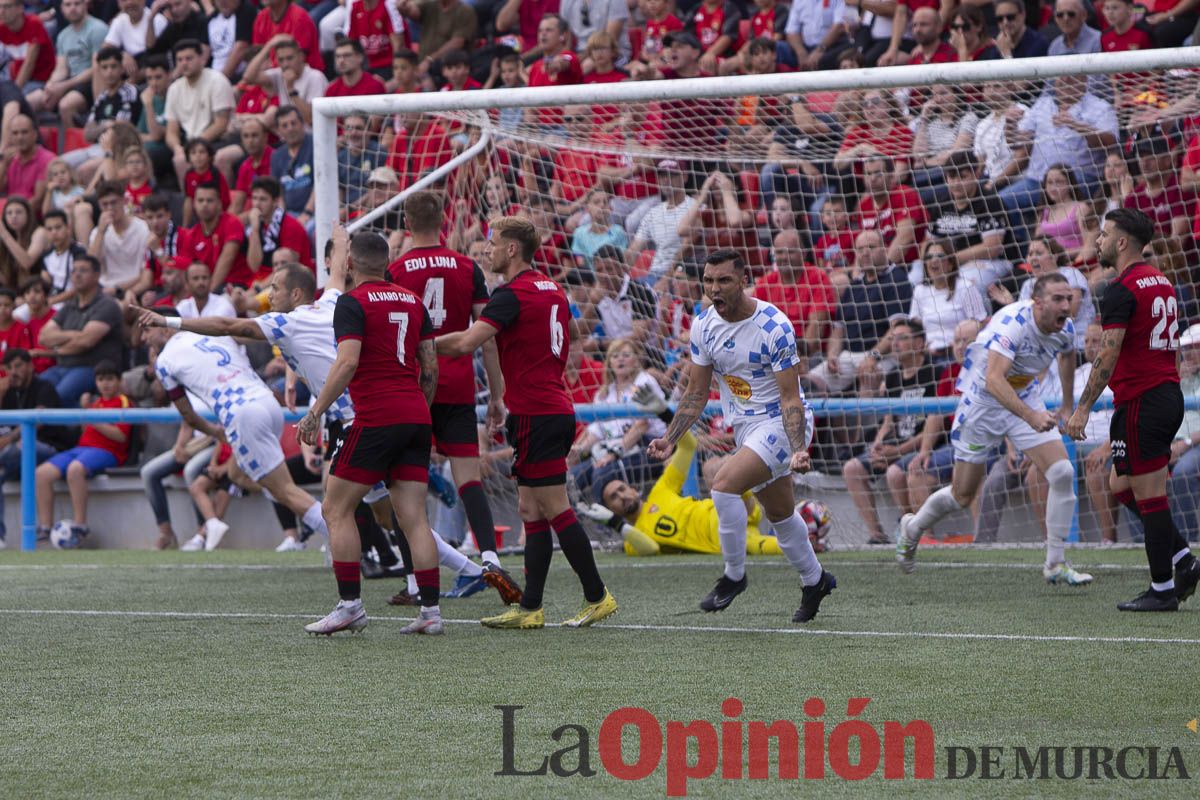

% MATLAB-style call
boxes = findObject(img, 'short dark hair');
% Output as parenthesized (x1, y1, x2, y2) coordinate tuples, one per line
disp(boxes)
(499, 52, 522, 68)
(944, 150, 978, 173)
(74, 254, 100, 273)
(141, 53, 169, 72)
(96, 180, 125, 201)
(335, 37, 365, 57)
(173, 38, 204, 57)
(1104, 207, 1155, 250)
(96, 45, 123, 65)
(19, 275, 49, 295)
(403, 190, 443, 234)
(42, 209, 68, 226)
(349, 231, 391, 274)
(592, 244, 625, 265)
(0, 288, 15, 302)
(276, 106, 303, 126)
(541, 12, 569, 34)
(895, 316, 926, 339)
(1032, 271, 1070, 298)
(250, 175, 282, 200)
(2, 347, 30, 366)
(704, 248, 745, 272)
(393, 48, 419, 66)
(93, 360, 121, 379)
(747, 37, 776, 57)
(158, 306, 181, 318)
(193, 183, 222, 200)
(142, 194, 170, 214)
(186, 138, 215, 158)
(441, 49, 470, 69)
(277, 261, 316, 299)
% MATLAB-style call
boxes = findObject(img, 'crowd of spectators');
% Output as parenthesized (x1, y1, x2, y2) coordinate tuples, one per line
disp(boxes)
(3, 0, 1200, 548)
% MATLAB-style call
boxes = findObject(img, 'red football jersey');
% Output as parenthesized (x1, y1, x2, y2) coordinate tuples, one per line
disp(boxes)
(387, 245, 489, 404)
(345, 0, 408, 71)
(1100, 262, 1181, 404)
(186, 213, 252, 288)
(184, 168, 231, 209)
(77, 394, 133, 465)
(528, 51, 583, 126)
(334, 280, 434, 426)
(479, 269, 573, 416)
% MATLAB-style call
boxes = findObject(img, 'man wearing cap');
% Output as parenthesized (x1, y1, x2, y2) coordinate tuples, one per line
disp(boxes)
(626, 158, 697, 284)
(1169, 324, 1200, 544)
(784, 0, 853, 71)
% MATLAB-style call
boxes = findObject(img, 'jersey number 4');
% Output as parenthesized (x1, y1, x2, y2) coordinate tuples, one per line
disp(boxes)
(1150, 295, 1179, 351)
(388, 312, 410, 364)
(423, 278, 447, 329)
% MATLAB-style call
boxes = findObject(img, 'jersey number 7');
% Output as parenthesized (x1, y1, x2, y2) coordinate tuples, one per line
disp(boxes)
(388, 312, 410, 364)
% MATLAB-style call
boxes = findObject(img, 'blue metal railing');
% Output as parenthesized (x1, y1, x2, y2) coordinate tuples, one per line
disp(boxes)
(0, 396, 1181, 551)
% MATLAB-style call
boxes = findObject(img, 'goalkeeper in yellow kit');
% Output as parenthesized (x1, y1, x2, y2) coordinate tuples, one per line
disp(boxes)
(579, 430, 784, 556)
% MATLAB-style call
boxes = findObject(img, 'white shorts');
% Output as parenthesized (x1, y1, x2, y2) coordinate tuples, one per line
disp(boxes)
(950, 397, 1060, 464)
(226, 398, 285, 482)
(736, 407, 816, 493)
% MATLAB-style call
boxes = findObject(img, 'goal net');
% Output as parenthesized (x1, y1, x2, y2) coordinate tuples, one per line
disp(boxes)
(315, 48, 1200, 552)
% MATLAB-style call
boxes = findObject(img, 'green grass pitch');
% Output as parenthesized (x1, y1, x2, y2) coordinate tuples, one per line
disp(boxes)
(1, 547, 1198, 799)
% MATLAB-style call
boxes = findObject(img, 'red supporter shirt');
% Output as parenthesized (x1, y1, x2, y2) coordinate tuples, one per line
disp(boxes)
(387, 122, 451, 190)
(750, 6, 787, 40)
(0, 321, 25, 356)
(656, 68, 727, 149)
(841, 124, 913, 161)
(1100, 261, 1181, 404)
(147, 223, 194, 280)
(187, 213, 252, 288)
(345, 0, 408, 71)
(751, 267, 837, 333)
(184, 168, 231, 209)
(908, 41, 957, 66)
(566, 355, 605, 436)
(77, 394, 132, 465)
(813, 229, 857, 269)
(387, 245, 490, 405)
(252, 212, 313, 282)
(553, 147, 599, 204)
(1102, 24, 1153, 53)
(125, 181, 152, 213)
(20, 308, 55, 372)
(689, 1, 740, 51)
(857, 185, 927, 264)
(333, 280, 434, 426)
(327, 71, 388, 98)
(584, 68, 626, 127)
(252, 3, 324, 71)
(0, 14, 55, 82)
(479, 269, 574, 416)
(528, 50, 583, 126)
(639, 14, 683, 61)
(899, 0, 942, 13)
(235, 148, 274, 194)
(1123, 178, 1191, 239)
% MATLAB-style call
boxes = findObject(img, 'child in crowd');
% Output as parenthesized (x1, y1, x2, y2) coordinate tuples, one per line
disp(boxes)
(42, 158, 86, 219)
(33, 361, 132, 549)
(813, 196, 858, 274)
(634, 0, 683, 69)
(123, 148, 155, 214)
(387, 49, 421, 94)
(485, 51, 527, 131)
(182, 139, 231, 227)
(0, 289, 25, 355)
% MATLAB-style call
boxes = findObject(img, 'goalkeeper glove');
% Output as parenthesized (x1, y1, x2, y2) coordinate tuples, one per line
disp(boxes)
(576, 502, 623, 531)
(632, 383, 672, 423)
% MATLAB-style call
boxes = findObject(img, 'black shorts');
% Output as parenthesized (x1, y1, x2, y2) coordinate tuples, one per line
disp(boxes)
(329, 422, 432, 487)
(1110, 381, 1184, 477)
(431, 403, 478, 457)
(506, 413, 575, 487)
(323, 421, 346, 462)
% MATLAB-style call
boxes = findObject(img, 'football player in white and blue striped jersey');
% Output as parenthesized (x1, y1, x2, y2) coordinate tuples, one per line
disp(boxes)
(896, 273, 1093, 586)
(647, 249, 835, 623)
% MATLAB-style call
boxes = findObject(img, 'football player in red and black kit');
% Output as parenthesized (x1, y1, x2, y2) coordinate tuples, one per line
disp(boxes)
(298, 231, 445, 635)
(1067, 208, 1200, 612)
(387, 191, 522, 603)
(438, 215, 617, 629)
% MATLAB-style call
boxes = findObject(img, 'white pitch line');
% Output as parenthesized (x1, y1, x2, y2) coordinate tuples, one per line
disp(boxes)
(2, 608, 1197, 646)
(0, 560, 1150, 572)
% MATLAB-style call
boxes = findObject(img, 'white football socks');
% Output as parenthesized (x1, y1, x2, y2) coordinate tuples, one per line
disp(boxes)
(434, 529, 482, 575)
(712, 490, 749, 581)
(913, 486, 965, 532)
(772, 511, 824, 586)
(1043, 459, 1076, 568)
(302, 502, 329, 537)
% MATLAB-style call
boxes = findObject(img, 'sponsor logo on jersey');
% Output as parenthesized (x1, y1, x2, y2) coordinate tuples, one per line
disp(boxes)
(1007, 374, 1034, 390)
(722, 375, 752, 400)
(722, 338, 736, 350)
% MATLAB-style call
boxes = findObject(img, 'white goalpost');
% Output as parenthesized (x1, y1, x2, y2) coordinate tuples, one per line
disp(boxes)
(311, 47, 1200, 550)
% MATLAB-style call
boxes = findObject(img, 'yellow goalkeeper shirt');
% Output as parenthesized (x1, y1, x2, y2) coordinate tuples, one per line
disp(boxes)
(629, 433, 780, 555)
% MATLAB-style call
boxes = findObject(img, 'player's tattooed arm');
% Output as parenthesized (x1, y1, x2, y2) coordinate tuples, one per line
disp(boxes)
(418, 340, 438, 407)
(662, 362, 713, 445)
(1076, 327, 1125, 413)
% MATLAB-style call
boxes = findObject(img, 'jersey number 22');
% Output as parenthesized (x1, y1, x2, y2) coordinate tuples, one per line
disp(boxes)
(1150, 295, 1179, 351)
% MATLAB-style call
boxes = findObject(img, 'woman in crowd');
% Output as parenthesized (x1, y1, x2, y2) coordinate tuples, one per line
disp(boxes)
(1102, 150, 1135, 214)
(0, 197, 44, 291)
(568, 338, 667, 495)
(948, 5, 1000, 63)
(908, 239, 989, 370)
(1034, 164, 1098, 264)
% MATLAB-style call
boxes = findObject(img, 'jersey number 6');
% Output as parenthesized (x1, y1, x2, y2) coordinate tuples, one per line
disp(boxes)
(549, 303, 564, 357)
